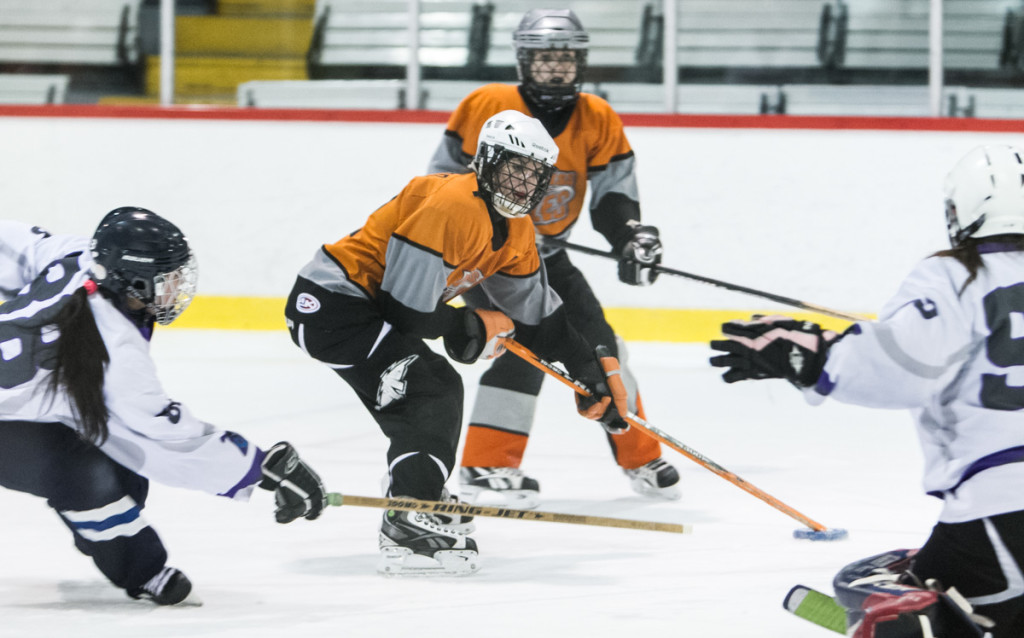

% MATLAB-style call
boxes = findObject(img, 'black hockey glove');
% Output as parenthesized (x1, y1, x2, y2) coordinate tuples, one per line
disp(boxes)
(444, 307, 515, 364)
(259, 442, 327, 524)
(616, 222, 662, 286)
(709, 316, 837, 387)
(565, 345, 630, 433)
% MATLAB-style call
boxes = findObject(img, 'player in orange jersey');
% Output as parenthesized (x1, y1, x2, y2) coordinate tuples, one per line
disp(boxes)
(285, 110, 630, 576)
(428, 9, 680, 510)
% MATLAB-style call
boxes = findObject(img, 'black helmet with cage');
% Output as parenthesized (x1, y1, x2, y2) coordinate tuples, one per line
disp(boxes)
(513, 8, 589, 113)
(89, 207, 198, 325)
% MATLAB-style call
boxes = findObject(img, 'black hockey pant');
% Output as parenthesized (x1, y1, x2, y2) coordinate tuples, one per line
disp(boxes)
(0, 420, 167, 592)
(910, 511, 1024, 637)
(286, 277, 463, 501)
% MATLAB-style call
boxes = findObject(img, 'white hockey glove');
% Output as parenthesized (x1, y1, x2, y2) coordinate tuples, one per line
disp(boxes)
(259, 442, 327, 524)
(709, 315, 837, 387)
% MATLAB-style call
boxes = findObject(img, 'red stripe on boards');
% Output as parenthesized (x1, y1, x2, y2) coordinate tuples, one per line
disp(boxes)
(0, 104, 1022, 133)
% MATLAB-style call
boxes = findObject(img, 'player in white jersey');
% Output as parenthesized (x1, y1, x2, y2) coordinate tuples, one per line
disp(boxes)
(0, 208, 326, 606)
(710, 145, 1024, 638)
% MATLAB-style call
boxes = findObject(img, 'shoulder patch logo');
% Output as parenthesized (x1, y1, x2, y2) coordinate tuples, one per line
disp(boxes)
(443, 269, 484, 301)
(296, 292, 321, 314)
(376, 354, 419, 410)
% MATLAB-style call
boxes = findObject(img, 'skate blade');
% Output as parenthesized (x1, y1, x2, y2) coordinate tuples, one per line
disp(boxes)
(176, 592, 204, 607)
(459, 485, 540, 510)
(377, 547, 481, 577)
(630, 480, 682, 501)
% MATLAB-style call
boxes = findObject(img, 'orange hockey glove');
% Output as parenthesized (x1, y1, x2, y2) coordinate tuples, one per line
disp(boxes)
(566, 345, 630, 433)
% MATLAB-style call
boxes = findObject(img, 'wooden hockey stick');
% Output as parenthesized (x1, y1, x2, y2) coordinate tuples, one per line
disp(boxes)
(544, 237, 870, 323)
(503, 339, 846, 539)
(325, 492, 690, 534)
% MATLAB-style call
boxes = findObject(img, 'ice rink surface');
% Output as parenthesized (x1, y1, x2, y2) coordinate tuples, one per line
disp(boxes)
(0, 330, 940, 638)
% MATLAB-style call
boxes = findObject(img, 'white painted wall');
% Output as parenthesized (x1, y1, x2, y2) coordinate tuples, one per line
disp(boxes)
(2, 113, 1022, 315)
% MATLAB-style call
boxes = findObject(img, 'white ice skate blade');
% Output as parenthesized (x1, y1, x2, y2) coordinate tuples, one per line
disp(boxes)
(459, 485, 540, 511)
(176, 592, 204, 607)
(630, 480, 682, 501)
(377, 546, 481, 577)
(138, 591, 204, 608)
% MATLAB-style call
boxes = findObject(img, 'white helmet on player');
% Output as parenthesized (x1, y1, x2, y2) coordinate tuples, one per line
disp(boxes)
(943, 144, 1024, 246)
(472, 109, 559, 219)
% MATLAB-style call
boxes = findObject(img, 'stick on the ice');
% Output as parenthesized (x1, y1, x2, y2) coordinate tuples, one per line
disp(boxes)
(544, 237, 870, 323)
(502, 339, 848, 541)
(783, 585, 847, 634)
(325, 493, 690, 535)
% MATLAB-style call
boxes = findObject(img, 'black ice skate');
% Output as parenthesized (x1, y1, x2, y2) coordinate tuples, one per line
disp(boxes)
(378, 508, 480, 577)
(432, 487, 476, 534)
(624, 457, 681, 500)
(459, 466, 541, 510)
(128, 566, 199, 606)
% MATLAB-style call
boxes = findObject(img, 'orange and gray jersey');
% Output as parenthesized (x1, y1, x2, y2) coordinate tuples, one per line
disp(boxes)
(427, 83, 642, 254)
(297, 172, 565, 340)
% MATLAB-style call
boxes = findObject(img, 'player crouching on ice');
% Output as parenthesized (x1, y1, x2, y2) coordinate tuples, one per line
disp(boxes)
(710, 144, 1024, 637)
(0, 209, 326, 606)
(285, 110, 630, 576)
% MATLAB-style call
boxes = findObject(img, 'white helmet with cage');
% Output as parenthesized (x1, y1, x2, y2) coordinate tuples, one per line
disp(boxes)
(944, 144, 1024, 246)
(473, 109, 559, 219)
(513, 9, 589, 112)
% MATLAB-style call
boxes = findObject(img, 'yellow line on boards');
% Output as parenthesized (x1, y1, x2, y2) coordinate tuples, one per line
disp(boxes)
(168, 296, 870, 342)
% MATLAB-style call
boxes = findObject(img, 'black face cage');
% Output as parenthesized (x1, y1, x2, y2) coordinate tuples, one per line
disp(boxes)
(517, 48, 587, 111)
(478, 145, 554, 218)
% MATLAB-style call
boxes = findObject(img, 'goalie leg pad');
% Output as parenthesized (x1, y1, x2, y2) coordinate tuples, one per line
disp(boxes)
(834, 549, 986, 638)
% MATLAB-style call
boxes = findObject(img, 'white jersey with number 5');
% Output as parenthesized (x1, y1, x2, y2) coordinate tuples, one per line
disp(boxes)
(804, 244, 1024, 523)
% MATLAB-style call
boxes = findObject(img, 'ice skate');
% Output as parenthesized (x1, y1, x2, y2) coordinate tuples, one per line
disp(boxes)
(432, 487, 476, 533)
(378, 508, 480, 577)
(624, 457, 681, 500)
(128, 566, 201, 606)
(459, 466, 541, 510)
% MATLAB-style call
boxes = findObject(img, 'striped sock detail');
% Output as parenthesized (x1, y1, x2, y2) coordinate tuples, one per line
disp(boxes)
(61, 495, 149, 542)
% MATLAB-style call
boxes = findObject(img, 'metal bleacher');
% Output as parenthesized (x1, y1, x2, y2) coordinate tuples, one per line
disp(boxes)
(0, 0, 1020, 116)
(0, 73, 69, 104)
(675, 0, 825, 69)
(839, 0, 1020, 71)
(0, 0, 141, 67)
(0, 0, 142, 104)
(310, 0, 475, 71)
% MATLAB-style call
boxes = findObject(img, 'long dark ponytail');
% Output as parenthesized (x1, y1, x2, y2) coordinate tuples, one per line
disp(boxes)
(933, 234, 1024, 294)
(47, 286, 110, 444)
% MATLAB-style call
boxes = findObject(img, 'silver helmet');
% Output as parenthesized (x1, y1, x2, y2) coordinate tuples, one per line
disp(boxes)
(513, 9, 589, 112)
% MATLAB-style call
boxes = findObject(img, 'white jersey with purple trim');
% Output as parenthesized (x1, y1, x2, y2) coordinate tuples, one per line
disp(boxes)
(0, 221, 262, 500)
(803, 245, 1024, 523)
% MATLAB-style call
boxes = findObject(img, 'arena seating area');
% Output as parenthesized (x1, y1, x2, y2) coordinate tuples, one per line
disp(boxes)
(0, 0, 1022, 115)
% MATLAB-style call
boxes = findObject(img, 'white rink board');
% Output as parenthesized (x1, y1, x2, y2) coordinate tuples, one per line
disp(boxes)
(1, 114, 1022, 314)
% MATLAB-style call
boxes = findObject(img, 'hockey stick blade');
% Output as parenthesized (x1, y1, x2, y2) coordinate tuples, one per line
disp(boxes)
(783, 585, 847, 634)
(502, 338, 848, 540)
(544, 237, 870, 323)
(326, 492, 690, 534)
